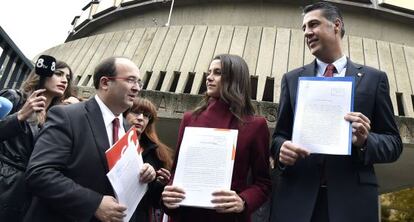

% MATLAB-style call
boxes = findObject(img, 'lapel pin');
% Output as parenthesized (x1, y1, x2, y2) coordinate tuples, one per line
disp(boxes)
(357, 73, 363, 77)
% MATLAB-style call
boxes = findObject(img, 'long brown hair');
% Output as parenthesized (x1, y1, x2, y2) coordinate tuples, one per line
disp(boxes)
(20, 60, 75, 124)
(126, 98, 174, 170)
(21, 60, 74, 103)
(193, 54, 255, 122)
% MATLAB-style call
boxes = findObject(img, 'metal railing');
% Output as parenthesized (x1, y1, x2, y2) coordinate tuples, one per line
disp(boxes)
(0, 26, 33, 90)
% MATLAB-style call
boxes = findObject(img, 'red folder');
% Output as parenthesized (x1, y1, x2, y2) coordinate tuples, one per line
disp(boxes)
(105, 127, 140, 170)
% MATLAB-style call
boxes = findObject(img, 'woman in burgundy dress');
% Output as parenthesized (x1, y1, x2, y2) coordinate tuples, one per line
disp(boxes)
(162, 54, 271, 222)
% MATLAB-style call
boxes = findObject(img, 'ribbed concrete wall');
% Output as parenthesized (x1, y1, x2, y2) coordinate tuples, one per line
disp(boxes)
(34, 0, 414, 193)
(42, 25, 414, 117)
(71, 1, 414, 47)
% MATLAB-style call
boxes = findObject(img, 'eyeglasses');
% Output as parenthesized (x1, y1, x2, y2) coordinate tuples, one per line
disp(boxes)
(107, 76, 143, 88)
(131, 111, 152, 120)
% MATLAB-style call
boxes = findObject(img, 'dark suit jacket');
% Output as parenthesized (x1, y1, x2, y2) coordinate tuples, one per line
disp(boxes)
(24, 98, 129, 222)
(270, 59, 402, 222)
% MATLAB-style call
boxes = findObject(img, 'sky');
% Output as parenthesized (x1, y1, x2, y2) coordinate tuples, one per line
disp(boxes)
(0, 0, 90, 60)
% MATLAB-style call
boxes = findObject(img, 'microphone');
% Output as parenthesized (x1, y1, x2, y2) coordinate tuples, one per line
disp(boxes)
(0, 96, 13, 118)
(35, 55, 56, 77)
(35, 55, 57, 90)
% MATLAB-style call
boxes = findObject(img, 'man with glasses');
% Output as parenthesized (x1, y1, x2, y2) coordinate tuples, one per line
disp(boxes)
(25, 56, 156, 222)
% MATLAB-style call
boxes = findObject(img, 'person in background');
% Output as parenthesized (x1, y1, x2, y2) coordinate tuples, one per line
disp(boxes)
(24, 56, 155, 222)
(270, 2, 402, 222)
(0, 57, 75, 221)
(62, 94, 81, 105)
(162, 54, 271, 222)
(125, 98, 174, 222)
(0, 96, 13, 118)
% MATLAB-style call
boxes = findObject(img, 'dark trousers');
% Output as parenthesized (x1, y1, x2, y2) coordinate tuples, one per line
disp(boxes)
(311, 187, 329, 222)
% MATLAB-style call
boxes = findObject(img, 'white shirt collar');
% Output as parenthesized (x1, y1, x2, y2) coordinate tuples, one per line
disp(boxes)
(94, 95, 124, 145)
(316, 55, 347, 77)
(95, 95, 123, 128)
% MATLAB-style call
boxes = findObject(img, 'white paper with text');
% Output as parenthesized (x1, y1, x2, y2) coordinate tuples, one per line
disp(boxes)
(106, 129, 148, 222)
(173, 127, 238, 209)
(292, 77, 354, 155)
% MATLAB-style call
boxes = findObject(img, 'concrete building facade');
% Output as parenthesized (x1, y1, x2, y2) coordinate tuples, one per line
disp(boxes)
(36, 0, 414, 193)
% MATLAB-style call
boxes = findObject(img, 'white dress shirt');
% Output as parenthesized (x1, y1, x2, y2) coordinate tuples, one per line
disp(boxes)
(316, 55, 347, 77)
(95, 95, 125, 146)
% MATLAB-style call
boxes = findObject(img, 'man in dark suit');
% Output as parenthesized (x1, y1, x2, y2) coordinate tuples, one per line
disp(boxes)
(25, 56, 156, 222)
(270, 2, 402, 222)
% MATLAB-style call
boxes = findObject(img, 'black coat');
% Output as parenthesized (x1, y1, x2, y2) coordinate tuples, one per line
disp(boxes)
(270, 59, 402, 222)
(24, 98, 160, 222)
(0, 89, 39, 221)
(130, 134, 166, 222)
(24, 98, 121, 222)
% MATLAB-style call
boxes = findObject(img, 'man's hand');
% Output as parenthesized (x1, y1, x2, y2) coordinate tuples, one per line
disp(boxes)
(94, 196, 127, 222)
(139, 163, 156, 183)
(344, 112, 371, 148)
(162, 186, 185, 209)
(17, 89, 46, 121)
(212, 190, 245, 213)
(279, 141, 310, 166)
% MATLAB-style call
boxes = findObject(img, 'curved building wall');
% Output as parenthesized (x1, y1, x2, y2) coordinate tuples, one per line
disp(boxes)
(43, 0, 414, 119)
(38, 0, 414, 192)
(84, 2, 414, 47)
(44, 24, 414, 117)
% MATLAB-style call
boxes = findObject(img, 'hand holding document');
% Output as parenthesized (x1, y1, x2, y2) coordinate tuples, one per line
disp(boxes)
(292, 77, 354, 155)
(105, 127, 148, 222)
(172, 127, 238, 209)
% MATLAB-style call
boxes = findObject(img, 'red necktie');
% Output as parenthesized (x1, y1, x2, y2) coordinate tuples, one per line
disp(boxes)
(112, 118, 119, 144)
(324, 64, 336, 77)
(319, 63, 334, 186)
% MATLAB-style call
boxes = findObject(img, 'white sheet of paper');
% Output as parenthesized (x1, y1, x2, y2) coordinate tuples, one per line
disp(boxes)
(162, 214, 168, 222)
(292, 77, 354, 155)
(173, 127, 238, 209)
(106, 141, 148, 222)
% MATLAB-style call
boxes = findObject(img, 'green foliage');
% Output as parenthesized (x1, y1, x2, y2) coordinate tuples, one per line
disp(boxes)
(381, 188, 414, 222)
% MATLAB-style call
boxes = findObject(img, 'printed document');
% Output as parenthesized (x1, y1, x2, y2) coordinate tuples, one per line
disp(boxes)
(106, 127, 147, 222)
(173, 127, 238, 209)
(292, 77, 354, 155)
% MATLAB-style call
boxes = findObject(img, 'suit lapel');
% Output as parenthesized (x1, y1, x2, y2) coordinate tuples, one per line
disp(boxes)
(300, 60, 317, 77)
(302, 58, 363, 89)
(85, 98, 110, 172)
(291, 61, 317, 104)
(345, 58, 364, 89)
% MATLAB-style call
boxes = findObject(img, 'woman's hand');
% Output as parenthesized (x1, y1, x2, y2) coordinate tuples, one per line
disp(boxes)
(139, 163, 156, 183)
(62, 96, 80, 105)
(156, 168, 171, 185)
(212, 190, 245, 213)
(17, 89, 46, 121)
(162, 186, 185, 209)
